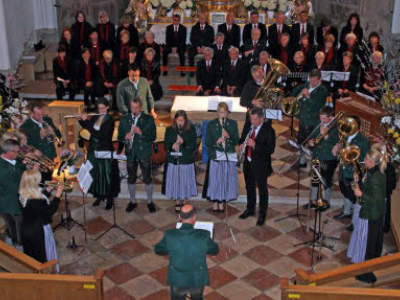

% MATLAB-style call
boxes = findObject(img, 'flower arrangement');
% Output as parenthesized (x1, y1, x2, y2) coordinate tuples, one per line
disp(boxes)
(178, 0, 193, 9)
(381, 115, 400, 163)
(159, 0, 175, 10)
(243, 0, 291, 13)
(60, 149, 83, 166)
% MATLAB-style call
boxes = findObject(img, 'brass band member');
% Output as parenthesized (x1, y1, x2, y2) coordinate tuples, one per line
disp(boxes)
(292, 69, 328, 169)
(0, 139, 26, 249)
(203, 102, 239, 213)
(333, 116, 370, 223)
(78, 98, 120, 209)
(20, 102, 61, 182)
(238, 108, 276, 226)
(164, 110, 198, 213)
(19, 170, 63, 270)
(347, 145, 387, 284)
(118, 97, 157, 213)
(306, 106, 339, 208)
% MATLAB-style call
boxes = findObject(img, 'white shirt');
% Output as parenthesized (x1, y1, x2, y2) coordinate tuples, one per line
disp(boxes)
(253, 23, 258, 29)
(200, 24, 205, 30)
(308, 84, 320, 94)
(31, 117, 43, 128)
(129, 78, 139, 90)
(277, 25, 282, 33)
(227, 24, 231, 31)
(206, 60, 212, 67)
(131, 113, 141, 126)
(174, 25, 179, 32)
(347, 132, 358, 144)
(1, 156, 16, 165)
(231, 59, 237, 67)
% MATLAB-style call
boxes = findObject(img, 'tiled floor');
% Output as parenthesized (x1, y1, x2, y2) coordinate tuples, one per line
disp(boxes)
(53, 197, 397, 300)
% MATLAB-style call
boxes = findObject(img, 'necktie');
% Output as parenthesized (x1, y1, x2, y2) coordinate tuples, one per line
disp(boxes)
(201, 25, 204, 31)
(206, 61, 211, 71)
(301, 24, 305, 35)
(174, 26, 178, 38)
(253, 24, 257, 29)
(228, 25, 231, 33)
(247, 127, 256, 160)
(278, 26, 282, 44)
(253, 41, 258, 50)
(230, 61, 235, 70)
(218, 45, 221, 51)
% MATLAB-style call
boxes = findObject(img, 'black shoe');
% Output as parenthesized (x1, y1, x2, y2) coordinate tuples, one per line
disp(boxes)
(290, 163, 307, 170)
(92, 198, 103, 207)
(239, 209, 255, 219)
(148, 202, 156, 213)
(318, 204, 331, 212)
(302, 203, 311, 209)
(163, 71, 168, 76)
(175, 204, 182, 213)
(180, 71, 185, 77)
(333, 212, 352, 220)
(346, 224, 354, 232)
(256, 214, 266, 226)
(126, 202, 137, 212)
(105, 198, 113, 210)
(355, 273, 377, 284)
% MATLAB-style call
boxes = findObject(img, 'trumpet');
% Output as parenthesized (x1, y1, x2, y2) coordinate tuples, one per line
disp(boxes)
(64, 113, 107, 118)
(41, 119, 65, 147)
(19, 145, 57, 173)
(42, 181, 74, 192)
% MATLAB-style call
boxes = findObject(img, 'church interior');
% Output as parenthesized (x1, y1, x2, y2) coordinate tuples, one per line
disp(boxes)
(1, 0, 400, 299)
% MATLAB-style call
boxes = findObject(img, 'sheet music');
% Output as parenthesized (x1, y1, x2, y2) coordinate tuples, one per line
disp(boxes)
(331, 71, 350, 81)
(95, 151, 127, 160)
(215, 151, 238, 162)
(320, 71, 333, 82)
(77, 161, 93, 195)
(208, 96, 233, 111)
(264, 109, 283, 121)
(356, 92, 376, 102)
(176, 221, 214, 238)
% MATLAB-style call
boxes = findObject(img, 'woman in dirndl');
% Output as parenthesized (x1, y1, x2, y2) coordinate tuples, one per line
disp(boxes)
(203, 102, 239, 213)
(347, 144, 388, 283)
(164, 110, 198, 213)
(78, 98, 120, 209)
(19, 169, 63, 272)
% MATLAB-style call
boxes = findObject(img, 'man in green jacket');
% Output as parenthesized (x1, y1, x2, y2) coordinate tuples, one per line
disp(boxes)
(20, 102, 61, 182)
(116, 64, 157, 118)
(118, 97, 157, 213)
(155, 204, 219, 300)
(0, 139, 26, 248)
(292, 69, 328, 169)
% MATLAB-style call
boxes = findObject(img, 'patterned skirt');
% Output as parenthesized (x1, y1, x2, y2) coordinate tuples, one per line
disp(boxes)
(165, 163, 198, 200)
(347, 204, 369, 263)
(43, 224, 59, 273)
(206, 160, 239, 202)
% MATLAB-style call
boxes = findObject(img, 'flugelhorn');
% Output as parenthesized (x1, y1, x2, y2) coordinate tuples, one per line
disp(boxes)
(41, 119, 65, 147)
(19, 145, 57, 172)
(42, 181, 74, 192)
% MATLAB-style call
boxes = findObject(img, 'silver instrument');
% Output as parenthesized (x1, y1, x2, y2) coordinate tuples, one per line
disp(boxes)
(64, 113, 107, 118)
(125, 115, 136, 151)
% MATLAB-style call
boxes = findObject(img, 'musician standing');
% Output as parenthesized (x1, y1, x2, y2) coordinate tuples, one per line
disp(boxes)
(78, 98, 120, 210)
(292, 69, 328, 169)
(333, 116, 370, 225)
(238, 108, 275, 226)
(164, 110, 198, 213)
(203, 102, 239, 213)
(0, 139, 26, 249)
(118, 97, 157, 213)
(20, 102, 61, 182)
(306, 106, 339, 208)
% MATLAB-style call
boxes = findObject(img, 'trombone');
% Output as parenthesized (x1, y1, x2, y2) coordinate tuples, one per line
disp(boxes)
(41, 119, 65, 147)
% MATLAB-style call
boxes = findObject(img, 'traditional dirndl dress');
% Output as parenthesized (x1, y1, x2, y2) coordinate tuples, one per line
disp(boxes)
(206, 159, 239, 202)
(347, 203, 369, 263)
(165, 163, 198, 200)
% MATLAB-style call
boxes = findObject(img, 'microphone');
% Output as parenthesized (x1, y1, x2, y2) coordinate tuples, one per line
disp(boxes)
(57, 160, 68, 176)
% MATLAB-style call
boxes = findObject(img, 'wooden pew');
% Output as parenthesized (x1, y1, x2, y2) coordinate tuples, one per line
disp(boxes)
(169, 84, 198, 93)
(0, 240, 57, 274)
(175, 66, 197, 72)
(0, 269, 104, 300)
(295, 252, 400, 288)
(160, 66, 169, 72)
(281, 278, 400, 300)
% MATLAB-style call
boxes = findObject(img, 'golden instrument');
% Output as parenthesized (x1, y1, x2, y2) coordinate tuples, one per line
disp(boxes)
(19, 145, 57, 173)
(310, 111, 344, 145)
(253, 58, 290, 109)
(41, 119, 65, 147)
(64, 113, 107, 118)
(280, 92, 303, 117)
(310, 159, 329, 208)
(42, 181, 74, 192)
(336, 116, 360, 167)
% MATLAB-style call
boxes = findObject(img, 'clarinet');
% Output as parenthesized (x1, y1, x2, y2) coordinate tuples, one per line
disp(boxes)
(238, 126, 254, 162)
(174, 126, 183, 164)
(125, 115, 136, 151)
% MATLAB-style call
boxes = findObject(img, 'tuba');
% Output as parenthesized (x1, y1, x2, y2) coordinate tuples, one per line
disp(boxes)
(253, 58, 290, 109)
(337, 116, 361, 168)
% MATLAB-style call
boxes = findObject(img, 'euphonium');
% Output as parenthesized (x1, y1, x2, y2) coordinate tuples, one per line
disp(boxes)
(253, 58, 290, 109)
(336, 116, 360, 166)
(43, 181, 74, 192)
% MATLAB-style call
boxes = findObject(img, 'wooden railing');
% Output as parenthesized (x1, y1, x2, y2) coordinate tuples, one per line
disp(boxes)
(0, 269, 104, 300)
(0, 240, 57, 274)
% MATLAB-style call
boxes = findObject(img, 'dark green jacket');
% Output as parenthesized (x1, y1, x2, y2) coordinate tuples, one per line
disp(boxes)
(311, 123, 339, 161)
(293, 83, 328, 126)
(206, 118, 239, 160)
(339, 132, 370, 179)
(116, 77, 154, 114)
(0, 158, 26, 215)
(154, 223, 219, 288)
(20, 117, 61, 160)
(118, 113, 156, 161)
(164, 125, 197, 165)
(359, 168, 386, 221)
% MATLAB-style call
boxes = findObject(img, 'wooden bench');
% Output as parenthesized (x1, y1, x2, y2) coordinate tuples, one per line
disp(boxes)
(0, 269, 104, 300)
(175, 66, 197, 72)
(169, 85, 198, 94)
(0, 239, 57, 274)
(160, 66, 169, 72)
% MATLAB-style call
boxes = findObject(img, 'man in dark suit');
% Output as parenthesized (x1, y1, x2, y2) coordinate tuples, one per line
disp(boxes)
(243, 11, 267, 45)
(189, 13, 215, 68)
(212, 32, 229, 67)
(242, 28, 268, 63)
(155, 204, 219, 300)
(222, 47, 247, 96)
(290, 10, 315, 47)
(196, 47, 222, 96)
(267, 11, 290, 47)
(247, 51, 270, 81)
(163, 14, 187, 76)
(217, 12, 240, 48)
(238, 108, 276, 226)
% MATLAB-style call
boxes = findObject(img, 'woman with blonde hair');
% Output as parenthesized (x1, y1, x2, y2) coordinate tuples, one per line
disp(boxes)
(203, 102, 239, 212)
(347, 144, 388, 283)
(19, 170, 63, 270)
